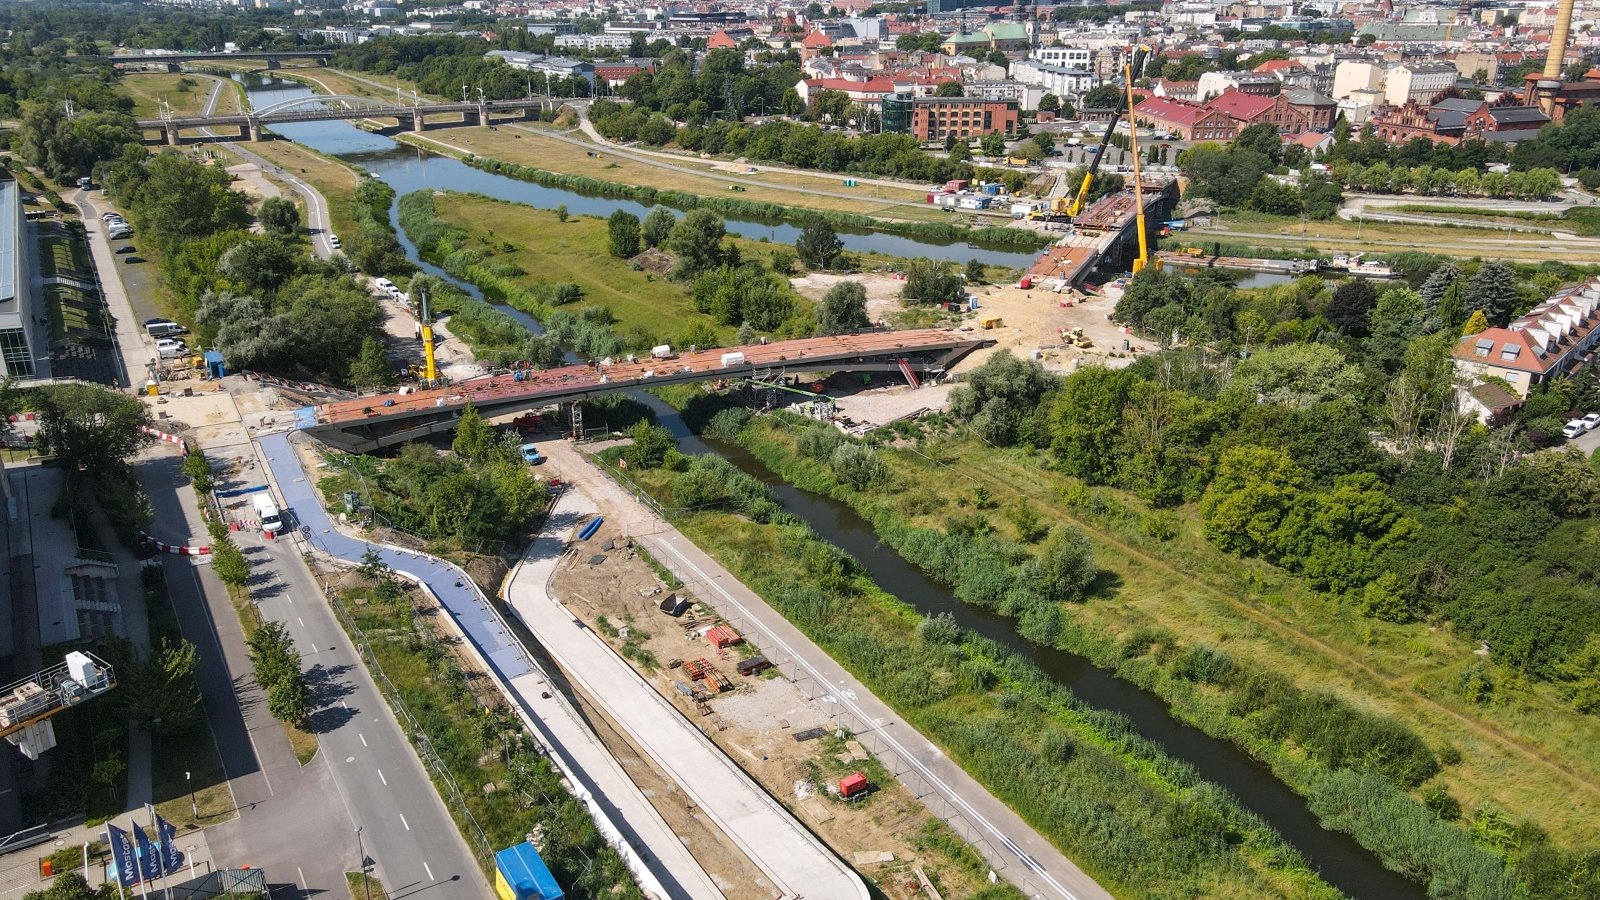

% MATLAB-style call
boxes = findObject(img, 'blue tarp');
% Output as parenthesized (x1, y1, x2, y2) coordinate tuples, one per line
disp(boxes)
(495, 843, 565, 900)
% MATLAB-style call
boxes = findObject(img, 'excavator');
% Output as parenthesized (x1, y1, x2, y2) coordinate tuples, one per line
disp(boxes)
(1030, 45, 1150, 224)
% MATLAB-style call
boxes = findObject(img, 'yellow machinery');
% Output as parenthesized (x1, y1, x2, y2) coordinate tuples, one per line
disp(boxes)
(1044, 45, 1150, 221)
(1125, 49, 1158, 276)
(418, 284, 439, 385)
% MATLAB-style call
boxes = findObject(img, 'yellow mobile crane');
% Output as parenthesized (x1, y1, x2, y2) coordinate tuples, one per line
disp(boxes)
(1034, 45, 1150, 222)
(418, 283, 439, 386)
(1124, 48, 1158, 276)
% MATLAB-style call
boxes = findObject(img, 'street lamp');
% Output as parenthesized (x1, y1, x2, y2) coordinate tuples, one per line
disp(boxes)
(354, 826, 370, 900)
(186, 771, 197, 819)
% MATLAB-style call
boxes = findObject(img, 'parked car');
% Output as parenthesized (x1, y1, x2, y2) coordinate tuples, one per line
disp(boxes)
(520, 443, 544, 465)
(114, 245, 136, 255)
(1563, 419, 1587, 439)
(155, 339, 188, 359)
(108, 227, 132, 240)
(1584, 413, 1600, 432)
(123, 256, 143, 264)
(101, 212, 121, 223)
(328, 234, 340, 249)
(146, 320, 187, 338)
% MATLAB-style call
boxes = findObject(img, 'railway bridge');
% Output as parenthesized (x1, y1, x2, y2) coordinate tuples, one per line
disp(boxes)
(301, 329, 990, 453)
(137, 95, 555, 146)
(94, 50, 335, 72)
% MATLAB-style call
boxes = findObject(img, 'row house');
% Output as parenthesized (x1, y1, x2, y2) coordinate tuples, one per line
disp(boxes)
(1010, 59, 1098, 98)
(1453, 280, 1600, 397)
(1371, 97, 1549, 145)
(1131, 96, 1240, 141)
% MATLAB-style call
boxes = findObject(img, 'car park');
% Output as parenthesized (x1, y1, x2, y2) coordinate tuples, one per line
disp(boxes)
(1563, 419, 1586, 439)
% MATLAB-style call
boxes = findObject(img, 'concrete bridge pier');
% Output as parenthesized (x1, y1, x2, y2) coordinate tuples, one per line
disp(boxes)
(165, 62, 181, 74)
(164, 123, 181, 146)
(471, 103, 488, 127)
(246, 118, 266, 142)
(266, 59, 281, 71)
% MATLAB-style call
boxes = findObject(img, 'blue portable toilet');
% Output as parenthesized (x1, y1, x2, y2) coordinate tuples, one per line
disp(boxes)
(204, 350, 225, 379)
(494, 843, 564, 900)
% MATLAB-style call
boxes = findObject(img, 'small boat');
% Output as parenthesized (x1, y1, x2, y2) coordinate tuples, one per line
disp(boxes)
(1326, 253, 1394, 278)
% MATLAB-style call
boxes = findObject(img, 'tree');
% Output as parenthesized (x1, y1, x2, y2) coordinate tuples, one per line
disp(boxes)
(118, 638, 203, 733)
(122, 152, 250, 248)
(1082, 85, 1124, 108)
(980, 131, 1007, 157)
(248, 621, 300, 691)
(1463, 261, 1517, 326)
(1302, 178, 1345, 219)
(1557, 633, 1600, 713)
(950, 350, 1060, 446)
(622, 421, 675, 468)
(1051, 366, 1136, 483)
(607, 209, 641, 258)
(34, 383, 152, 471)
(1418, 263, 1459, 322)
(1233, 123, 1283, 163)
(217, 237, 298, 296)
(210, 538, 250, 590)
(267, 673, 312, 727)
(666, 209, 728, 277)
(1461, 309, 1490, 335)
(258, 196, 301, 236)
(182, 449, 213, 494)
(1200, 445, 1302, 556)
(829, 441, 887, 489)
(1038, 93, 1061, 113)
(555, 203, 569, 223)
(1326, 278, 1377, 337)
(24, 872, 111, 900)
(934, 80, 964, 97)
(641, 206, 676, 248)
(1365, 287, 1426, 373)
(900, 258, 964, 304)
(1038, 525, 1097, 602)
(817, 281, 870, 335)
(348, 338, 396, 391)
(795, 218, 843, 270)
(453, 403, 493, 465)
(1248, 179, 1303, 216)
(1227, 343, 1364, 408)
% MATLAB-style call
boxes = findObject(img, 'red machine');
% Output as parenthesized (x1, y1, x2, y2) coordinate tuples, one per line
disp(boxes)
(839, 772, 869, 800)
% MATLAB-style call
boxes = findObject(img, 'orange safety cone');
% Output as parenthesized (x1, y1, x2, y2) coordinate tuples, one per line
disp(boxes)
(263, 529, 274, 541)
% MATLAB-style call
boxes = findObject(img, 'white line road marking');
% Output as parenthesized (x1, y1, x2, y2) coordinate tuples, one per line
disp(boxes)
(298, 617, 305, 627)
(359, 733, 368, 747)
(297, 867, 308, 900)
(399, 814, 410, 831)
(340, 700, 348, 709)
(377, 769, 387, 785)
(423, 863, 434, 882)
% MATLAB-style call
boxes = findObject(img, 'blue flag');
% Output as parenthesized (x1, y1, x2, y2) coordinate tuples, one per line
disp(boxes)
(106, 823, 141, 888)
(133, 824, 160, 882)
(155, 813, 185, 876)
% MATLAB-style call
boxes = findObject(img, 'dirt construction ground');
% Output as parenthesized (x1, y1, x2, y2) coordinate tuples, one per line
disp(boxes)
(952, 282, 1154, 376)
(548, 515, 997, 900)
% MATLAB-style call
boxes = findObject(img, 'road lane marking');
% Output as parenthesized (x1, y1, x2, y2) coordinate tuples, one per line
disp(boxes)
(377, 769, 387, 785)
(399, 814, 410, 831)
(297, 867, 308, 900)
(298, 617, 305, 627)
(359, 733, 367, 747)
(423, 863, 433, 882)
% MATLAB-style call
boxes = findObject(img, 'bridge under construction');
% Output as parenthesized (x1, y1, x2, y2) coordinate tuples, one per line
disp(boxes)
(1027, 177, 1181, 289)
(138, 95, 555, 146)
(303, 329, 990, 453)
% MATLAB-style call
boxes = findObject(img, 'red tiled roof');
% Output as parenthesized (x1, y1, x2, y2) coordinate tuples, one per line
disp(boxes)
(802, 29, 834, 47)
(708, 29, 737, 49)
(1453, 281, 1600, 374)
(804, 76, 898, 94)
(1206, 88, 1276, 122)
(1135, 96, 1208, 126)
(1253, 59, 1301, 74)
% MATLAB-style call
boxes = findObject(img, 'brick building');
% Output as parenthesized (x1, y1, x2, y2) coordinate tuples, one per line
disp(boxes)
(901, 97, 1020, 141)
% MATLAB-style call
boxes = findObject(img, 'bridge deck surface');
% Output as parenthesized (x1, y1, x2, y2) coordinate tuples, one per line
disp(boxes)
(316, 329, 978, 425)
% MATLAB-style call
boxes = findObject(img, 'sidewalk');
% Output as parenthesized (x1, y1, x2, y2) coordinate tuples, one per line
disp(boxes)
(538, 440, 1113, 900)
(69, 188, 154, 392)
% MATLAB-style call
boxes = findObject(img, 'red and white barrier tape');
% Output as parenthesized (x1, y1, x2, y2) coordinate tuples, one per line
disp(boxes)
(140, 426, 185, 448)
(141, 532, 210, 556)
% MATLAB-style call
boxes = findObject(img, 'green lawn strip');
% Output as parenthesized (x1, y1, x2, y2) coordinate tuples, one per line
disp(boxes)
(618, 459, 1335, 899)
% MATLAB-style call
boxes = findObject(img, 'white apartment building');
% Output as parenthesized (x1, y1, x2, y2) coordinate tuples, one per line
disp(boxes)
(555, 33, 634, 50)
(1031, 45, 1092, 68)
(1385, 62, 1458, 106)
(1011, 59, 1098, 98)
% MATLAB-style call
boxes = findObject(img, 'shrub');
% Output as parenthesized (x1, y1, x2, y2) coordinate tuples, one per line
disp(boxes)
(829, 442, 888, 490)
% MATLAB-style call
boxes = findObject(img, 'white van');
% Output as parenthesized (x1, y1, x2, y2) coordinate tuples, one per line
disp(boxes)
(253, 493, 285, 534)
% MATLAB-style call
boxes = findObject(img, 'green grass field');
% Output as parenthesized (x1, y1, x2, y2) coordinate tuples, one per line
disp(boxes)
(432, 194, 735, 342)
(120, 72, 219, 119)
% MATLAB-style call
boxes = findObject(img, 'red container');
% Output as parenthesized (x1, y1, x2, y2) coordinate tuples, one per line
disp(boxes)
(839, 772, 869, 799)
(1018, 275, 1033, 290)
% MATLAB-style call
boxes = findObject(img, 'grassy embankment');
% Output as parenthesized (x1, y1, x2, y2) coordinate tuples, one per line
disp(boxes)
(231, 139, 364, 241)
(120, 72, 221, 119)
(397, 125, 958, 225)
(1391, 203, 1600, 236)
(611, 448, 1340, 899)
(1182, 209, 1600, 265)
(720, 414, 1600, 889)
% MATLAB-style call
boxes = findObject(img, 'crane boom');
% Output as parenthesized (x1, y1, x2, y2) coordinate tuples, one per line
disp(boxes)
(1126, 47, 1158, 275)
(1063, 45, 1149, 218)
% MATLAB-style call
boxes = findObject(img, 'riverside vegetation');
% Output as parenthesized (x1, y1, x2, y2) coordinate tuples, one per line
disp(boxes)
(605, 422, 1341, 899)
(687, 334, 1600, 897)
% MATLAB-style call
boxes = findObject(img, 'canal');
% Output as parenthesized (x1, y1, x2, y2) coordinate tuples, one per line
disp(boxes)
(237, 73, 1423, 899)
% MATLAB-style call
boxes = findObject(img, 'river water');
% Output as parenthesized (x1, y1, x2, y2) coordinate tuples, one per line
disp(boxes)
(237, 73, 1424, 899)
(237, 73, 1043, 269)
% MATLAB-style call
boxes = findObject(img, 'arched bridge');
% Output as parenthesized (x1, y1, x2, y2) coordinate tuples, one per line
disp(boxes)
(95, 50, 335, 72)
(136, 96, 556, 145)
(304, 329, 991, 453)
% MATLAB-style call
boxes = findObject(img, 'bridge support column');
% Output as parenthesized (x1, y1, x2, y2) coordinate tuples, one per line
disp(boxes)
(166, 62, 181, 74)
(164, 124, 180, 146)
(472, 103, 488, 127)
(266, 59, 281, 71)
(246, 118, 265, 142)
(410, 113, 425, 133)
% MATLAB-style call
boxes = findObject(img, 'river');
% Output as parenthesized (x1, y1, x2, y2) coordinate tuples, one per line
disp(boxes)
(237, 73, 1044, 269)
(237, 73, 1423, 899)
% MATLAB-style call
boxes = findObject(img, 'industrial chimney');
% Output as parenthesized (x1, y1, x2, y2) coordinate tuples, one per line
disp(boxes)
(1536, 0, 1577, 115)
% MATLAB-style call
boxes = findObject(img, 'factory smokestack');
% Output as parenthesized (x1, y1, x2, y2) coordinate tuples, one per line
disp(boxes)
(1537, 0, 1577, 114)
